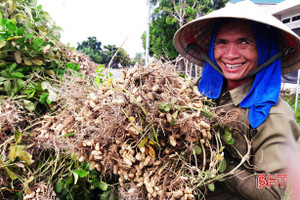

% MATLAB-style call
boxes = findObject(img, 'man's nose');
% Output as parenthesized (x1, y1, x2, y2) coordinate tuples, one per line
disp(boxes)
(224, 44, 239, 59)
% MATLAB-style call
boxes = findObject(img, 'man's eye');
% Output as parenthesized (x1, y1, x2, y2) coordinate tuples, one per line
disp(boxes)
(239, 39, 251, 45)
(215, 40, 226, 45)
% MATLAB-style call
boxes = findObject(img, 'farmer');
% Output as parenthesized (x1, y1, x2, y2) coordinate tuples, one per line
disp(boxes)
(174, 1, 300, 200)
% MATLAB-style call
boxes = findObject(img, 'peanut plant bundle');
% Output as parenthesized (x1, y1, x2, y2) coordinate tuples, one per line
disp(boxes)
(32, 62, 243, 200)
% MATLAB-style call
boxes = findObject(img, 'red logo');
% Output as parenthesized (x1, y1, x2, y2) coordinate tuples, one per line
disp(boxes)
(256, 174, 288, 188)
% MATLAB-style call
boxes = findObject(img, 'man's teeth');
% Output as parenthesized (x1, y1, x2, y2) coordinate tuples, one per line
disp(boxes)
(225, 64, 243, 69)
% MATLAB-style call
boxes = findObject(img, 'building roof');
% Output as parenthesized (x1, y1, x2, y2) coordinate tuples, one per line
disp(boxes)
(265, 0, 300, 15)
(230, 0, 284, 3)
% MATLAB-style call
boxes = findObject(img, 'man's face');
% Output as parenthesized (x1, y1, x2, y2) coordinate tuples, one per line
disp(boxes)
(214, 21, 258, 81)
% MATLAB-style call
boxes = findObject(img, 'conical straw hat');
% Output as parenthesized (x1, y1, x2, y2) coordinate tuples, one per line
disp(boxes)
(173, 0, 300, 74)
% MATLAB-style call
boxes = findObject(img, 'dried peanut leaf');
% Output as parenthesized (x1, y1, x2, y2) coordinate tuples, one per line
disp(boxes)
(5, 167, 17, 180)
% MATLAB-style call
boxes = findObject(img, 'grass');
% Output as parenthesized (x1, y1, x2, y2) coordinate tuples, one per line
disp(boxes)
(281, 92, 300, 145)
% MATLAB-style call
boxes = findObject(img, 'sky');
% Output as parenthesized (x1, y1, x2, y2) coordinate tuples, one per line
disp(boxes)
(37, 0, 148, 58)
(37, 0, 286, 58)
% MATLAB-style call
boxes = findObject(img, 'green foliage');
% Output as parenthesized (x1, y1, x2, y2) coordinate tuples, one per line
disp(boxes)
(0, 1, 119, 199)
(54, 161, 117, 200)
(220, 127, 235, 145)
(76, 36, 108, 64)
(133, 52, 144, 65)
(144, 0, 229, 59)
(149, 15, 180, 60)
(76, 38, 132, 67)
(0, 0, 80, 115)
(103, 44, 131, 67)
(0, 129, 116, 199)
(94, 64, 113, 86)
(281, 92, 300, 126)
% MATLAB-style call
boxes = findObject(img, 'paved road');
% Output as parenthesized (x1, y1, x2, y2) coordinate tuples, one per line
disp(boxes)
(105, 68, 123, 80)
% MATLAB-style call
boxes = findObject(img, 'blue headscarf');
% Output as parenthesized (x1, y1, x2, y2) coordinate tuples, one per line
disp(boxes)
(198, 21, 281, 128)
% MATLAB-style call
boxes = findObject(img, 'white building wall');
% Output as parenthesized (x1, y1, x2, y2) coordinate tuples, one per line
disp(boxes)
(266, 0, 300, 32)
(280, 10, 300, 30)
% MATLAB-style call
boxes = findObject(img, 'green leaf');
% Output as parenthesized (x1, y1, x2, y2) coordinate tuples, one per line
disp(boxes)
(9, 63, 17, 72)
(6, 22, 16, 31)
(17, 27, 24, 36)
(23, 100, 35, 111)
(66, 63, 80, 71)
(159, 103, 171, 112)
(46, 97, 52, 104)
(94, 77, 103, 85)
(217, 159, 227, 173)
(101, 191, 110, 200)
(55, 178, 64, 193)
(40, 94, 48, 103)
(14, 191, 22, 200)
(172, 110, 178, 119)
(99, 181, 108, 191)
(207, 183, 215, 192)
(219, 146, 225, 153)
(73, 169, 89, 178)
(226, 138, 235, 145)
(4, 80, 11, 92)
(66, 62, 75, 69)
(0, 40, 6, 48)
(32, 37, 44, 48)
(17, 78, 24, 87)
(26, 33, 34, 39)
(96, 65, 105, 73)
(1, 18, 8, 26)
(61, 189, 68, 196)
(61, 132, 75, 138)
(65, 175, 73, 185)
(11, 72, 25, 78)
(1, 70, 12, 78)
(222, 133, 232, 142)
(14, 131, 22, 143)
(28, 91, 35, 98)
(138, 137, 148, 148)
(74, 64, 80, 71)
(193, 145, 202, 155)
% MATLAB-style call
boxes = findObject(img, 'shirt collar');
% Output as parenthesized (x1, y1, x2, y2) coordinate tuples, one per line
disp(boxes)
(227, 79, 254, 106)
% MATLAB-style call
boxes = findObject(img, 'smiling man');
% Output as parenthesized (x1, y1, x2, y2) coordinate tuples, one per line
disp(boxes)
(214, 20, 258, 91)
(174, 1, 300, 200)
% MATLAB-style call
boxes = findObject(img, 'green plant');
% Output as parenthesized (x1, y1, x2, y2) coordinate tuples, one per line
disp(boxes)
(94, 64, 113, 86)
(281, 92, 300, 126)
(0, 1, 80, 115)
(54, 161, 117, 200)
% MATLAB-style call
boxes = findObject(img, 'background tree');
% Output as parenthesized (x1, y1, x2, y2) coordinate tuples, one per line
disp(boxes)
(76, 39, 131, 67)
(143, 14, 179, 61)
(103, 44, 131, 67)
(117, 48, 131, 67)
(143, 0, 229, 59)
(76, 36, 108, 64)
(133, 53, 144, 65)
